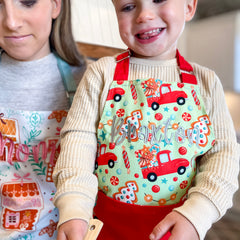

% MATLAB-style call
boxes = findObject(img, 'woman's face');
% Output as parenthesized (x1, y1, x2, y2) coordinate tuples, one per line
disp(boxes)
(0, 0, 61, 61)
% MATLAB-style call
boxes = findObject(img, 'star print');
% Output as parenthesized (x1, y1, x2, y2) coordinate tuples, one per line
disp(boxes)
(48, 110, 68, 123)
(39, 219, 58, 237)
(161, 139, 173, 147)
(164, 107, 169, 112)
(161, 178, 168, 184)
(21, 235, 29, 240)
(99, 130, 107, 141)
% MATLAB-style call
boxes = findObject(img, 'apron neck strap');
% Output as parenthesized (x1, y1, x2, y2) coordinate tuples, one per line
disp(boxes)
(55, 53, 77, 106)
(113, 49, 197, 84)
(176, 50, 197, 84)
(113, 49, 130, 81)
(0, 49, 3, 63)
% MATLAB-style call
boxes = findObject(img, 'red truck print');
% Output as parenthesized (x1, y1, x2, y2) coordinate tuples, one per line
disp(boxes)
(107, 87, 125, 102)
(142, 150, 189, 182)
(95, 144, 117, 169)
(147, 83, 187, 110)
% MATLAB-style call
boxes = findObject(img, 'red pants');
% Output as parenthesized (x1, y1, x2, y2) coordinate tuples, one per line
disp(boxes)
(94, 191, 182, 240)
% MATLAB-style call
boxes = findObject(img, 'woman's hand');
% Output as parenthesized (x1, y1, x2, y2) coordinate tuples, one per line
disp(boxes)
(149, 211, 199, 240)
(57, 219, 88, 240)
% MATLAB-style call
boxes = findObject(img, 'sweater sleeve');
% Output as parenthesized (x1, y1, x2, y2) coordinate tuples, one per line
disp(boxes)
(52, 59, 108, 227)
(174, 71, 240, 240)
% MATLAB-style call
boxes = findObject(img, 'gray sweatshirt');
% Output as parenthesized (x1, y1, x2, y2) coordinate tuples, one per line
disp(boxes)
(0, 52, 85, 111)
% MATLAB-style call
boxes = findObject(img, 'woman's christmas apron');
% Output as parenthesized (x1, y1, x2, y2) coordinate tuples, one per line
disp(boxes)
(94, 50, 215, 239)
(0, 55, 76, 240)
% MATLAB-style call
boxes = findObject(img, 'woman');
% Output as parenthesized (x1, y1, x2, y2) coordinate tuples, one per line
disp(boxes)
(0, 0, 86, 239)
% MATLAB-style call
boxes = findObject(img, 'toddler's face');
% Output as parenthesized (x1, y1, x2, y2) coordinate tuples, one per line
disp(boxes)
(0, 0, 61, 61)
(113, 0, 197, 60)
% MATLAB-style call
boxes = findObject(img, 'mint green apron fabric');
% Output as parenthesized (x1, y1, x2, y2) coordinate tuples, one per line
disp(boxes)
(95, 50, 215, 207)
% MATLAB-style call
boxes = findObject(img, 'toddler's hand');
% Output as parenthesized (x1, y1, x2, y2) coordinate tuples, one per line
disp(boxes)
(149, 211, 199, 240)
(57, 219, 88, 240)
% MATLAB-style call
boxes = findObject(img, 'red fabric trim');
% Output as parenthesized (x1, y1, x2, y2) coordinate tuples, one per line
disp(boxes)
(115, 51, 130, 62)
(113, 51, 130, 81)
(176, 50, 193, 72)
(176, 50, 197, 84)
(180, 72, 197, 84)
(94, 191, 183, 240)
(113, 49, 197, 84)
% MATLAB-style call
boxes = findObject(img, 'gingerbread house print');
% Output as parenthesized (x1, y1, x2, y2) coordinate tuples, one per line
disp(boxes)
(0, 117, 20, 162)
(1, 182, 43, 231)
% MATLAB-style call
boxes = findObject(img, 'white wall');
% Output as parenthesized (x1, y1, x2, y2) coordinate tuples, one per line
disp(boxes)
(225, 92, 240, 132)
(184, 11, 240, 93)
(71, 0, 126, 49)
(234, 13, 240, 92)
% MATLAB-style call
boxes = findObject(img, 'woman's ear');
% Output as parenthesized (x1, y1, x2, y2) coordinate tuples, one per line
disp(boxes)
(51, 0, 62, 19)
(185, 0, 198, 22)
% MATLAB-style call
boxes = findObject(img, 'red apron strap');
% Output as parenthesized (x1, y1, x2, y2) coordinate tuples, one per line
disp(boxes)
(113, 49, 197, 84)
(176, 50, 197, 84)
(113, 50, 130, 81)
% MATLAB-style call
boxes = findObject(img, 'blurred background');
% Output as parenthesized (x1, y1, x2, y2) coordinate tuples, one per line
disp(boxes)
(72, 0, 240, 239)
(196, 0, 240, 19)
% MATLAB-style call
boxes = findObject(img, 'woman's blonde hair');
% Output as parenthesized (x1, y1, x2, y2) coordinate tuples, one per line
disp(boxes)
(51, 0, 85, 66)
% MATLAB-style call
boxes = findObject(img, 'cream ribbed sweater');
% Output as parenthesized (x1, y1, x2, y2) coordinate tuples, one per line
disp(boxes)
(53, 55, 240, 240)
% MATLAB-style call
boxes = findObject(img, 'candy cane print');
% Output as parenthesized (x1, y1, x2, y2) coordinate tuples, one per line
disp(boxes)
(122, 145, 130, 174)
(191, 86, 201, 110)
(130, 81, 138, 104)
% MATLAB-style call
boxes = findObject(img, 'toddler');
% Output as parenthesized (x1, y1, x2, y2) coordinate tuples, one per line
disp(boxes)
(53, 0, 240, 239)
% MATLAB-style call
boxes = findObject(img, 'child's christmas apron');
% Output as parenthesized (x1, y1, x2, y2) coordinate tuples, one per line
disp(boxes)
(0, 54, 76, 240)
(94, 50, 215, 239)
